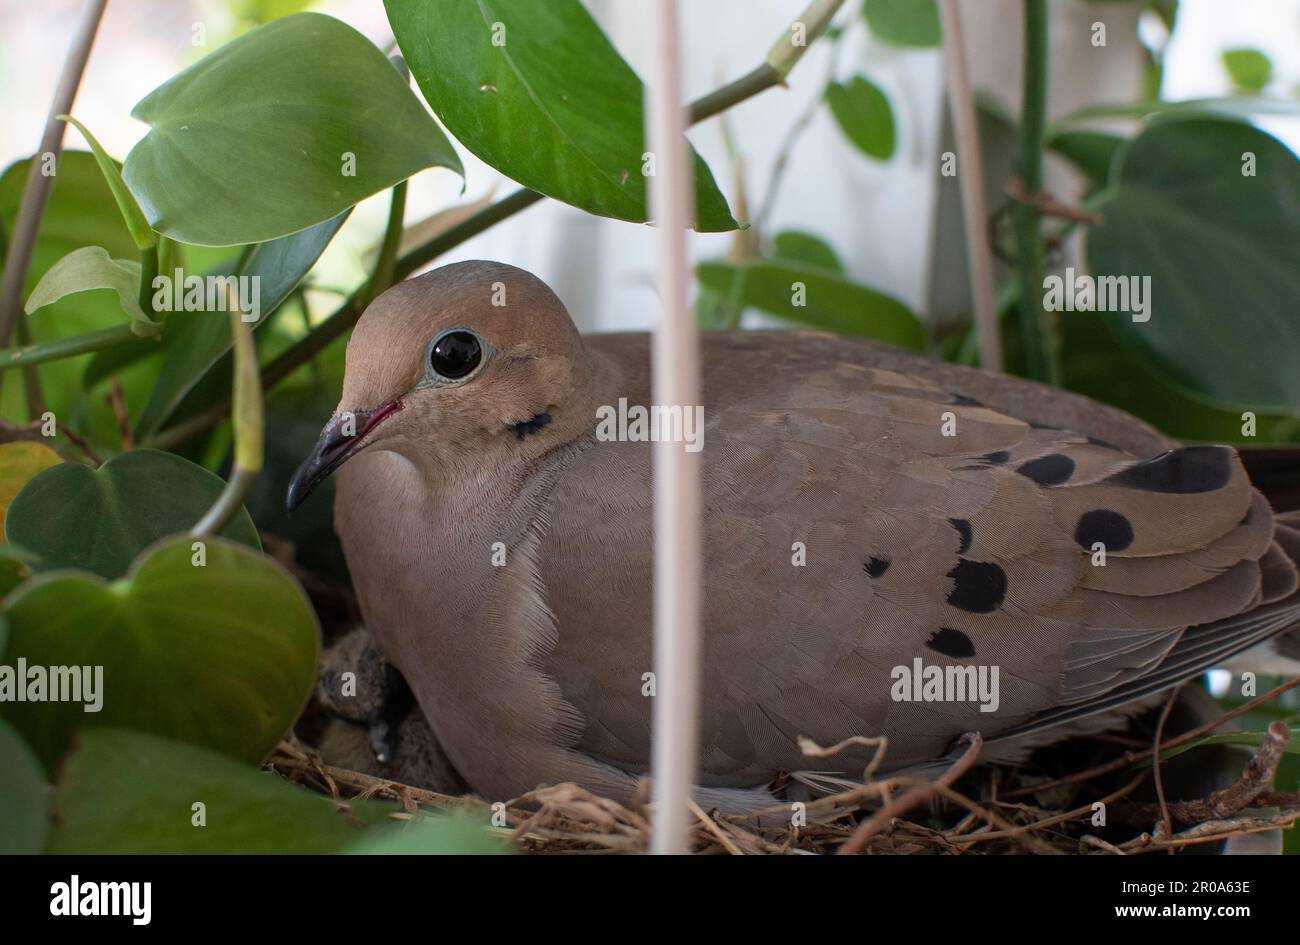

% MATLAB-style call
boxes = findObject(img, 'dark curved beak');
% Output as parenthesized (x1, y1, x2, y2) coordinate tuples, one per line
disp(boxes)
(286, 401, 402, 512)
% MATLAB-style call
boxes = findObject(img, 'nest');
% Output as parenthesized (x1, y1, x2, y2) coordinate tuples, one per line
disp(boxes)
(267, 677, 1300, 855)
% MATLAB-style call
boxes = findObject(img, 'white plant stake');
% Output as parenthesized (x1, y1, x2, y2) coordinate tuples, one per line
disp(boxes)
(646, 0, 702, 856)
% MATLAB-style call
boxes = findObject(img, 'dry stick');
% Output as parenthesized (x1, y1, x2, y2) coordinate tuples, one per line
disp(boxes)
(1149, 685, 1182, 843)
(1003, 675, 1300, 800)
(837, 732, 982, 855)
(938, 0, 1002, 373)
(0, 0, 108, 358)
(1124, 720, 1293, 826)
(146, 0, 850, 454)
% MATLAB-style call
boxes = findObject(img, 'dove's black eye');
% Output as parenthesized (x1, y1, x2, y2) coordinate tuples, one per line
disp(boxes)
(429, 329, 482, 380)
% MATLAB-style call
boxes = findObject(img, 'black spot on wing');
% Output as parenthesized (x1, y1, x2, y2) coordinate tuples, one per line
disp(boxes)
(950, 393, 983, 406)
(1074, 509, 1134, 551)
(981, 450, 1010, 465)
(511, 411, 552, 440)
(949, 518, 972, 554)
(946, 559, 1007, 613)
(1105, 445, 1232, 494)
(864, 557, 890, 577)
(1016, 453, 1076, 486)
(926, 627, 976, 659)
(1086, 435, 1121, 451)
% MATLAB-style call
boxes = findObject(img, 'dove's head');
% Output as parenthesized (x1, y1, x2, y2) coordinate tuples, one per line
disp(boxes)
(286, 260, 589, 510)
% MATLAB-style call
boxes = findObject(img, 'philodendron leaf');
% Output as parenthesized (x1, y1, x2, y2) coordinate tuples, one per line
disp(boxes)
(133, 210, 350, 438)
(697, 259, 926, 350)
(826, 77, 896, 161)
(385, 0, 737, 231)
(0, 719, 48, 854)
(862, 0, 942, 47)
(1085, 117, 1300, 412)
(24, 247, 155, 337)
(1, 537, 319, 770)
(59, 116, 154, 250)
(49, 729, 369, 854)
(5, 448, 259, 580)
(123, 13, 462, 246)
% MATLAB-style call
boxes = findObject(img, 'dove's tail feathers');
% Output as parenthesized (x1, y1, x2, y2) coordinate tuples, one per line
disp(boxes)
(987, 501, 1300, 753)
(1238, 445, 1300, 513)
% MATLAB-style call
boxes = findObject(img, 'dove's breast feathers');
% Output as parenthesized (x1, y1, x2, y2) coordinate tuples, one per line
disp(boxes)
(535, 331, 1298, 785)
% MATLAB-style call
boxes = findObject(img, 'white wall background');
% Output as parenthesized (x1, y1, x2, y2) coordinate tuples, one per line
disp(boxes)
(1, 0, 1297, 333)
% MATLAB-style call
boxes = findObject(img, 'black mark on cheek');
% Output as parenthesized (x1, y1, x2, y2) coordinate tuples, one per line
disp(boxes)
(512, 411, 552, 440)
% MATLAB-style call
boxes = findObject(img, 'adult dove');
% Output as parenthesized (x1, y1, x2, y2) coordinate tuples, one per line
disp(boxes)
(288, 261, 1300, 810)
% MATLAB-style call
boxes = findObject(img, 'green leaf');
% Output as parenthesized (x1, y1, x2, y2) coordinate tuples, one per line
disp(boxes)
(862, 0, 942, 47)
(24, 246, 155, 337)
(1045, 130, 1125, 185)
(48, 729, 369, 853)
(1085, 117, 1300, 412)
(59, 115, 155, 250)
(123, 13, 462, 246)
(133, 211, 350, 438)
(5, 448, 259, 580)
(772, 230, 845, 272)
(825, 76, 896, 161)
(1048, 96, 1300, 136)
(385, 0, 737, 231)
(697, 259, 925, 350)
(0, 441, 62, 536)
(1222, 48, 1272, 93)
(0, 718, 48, 854)
(2, 537, 318, 770)
(345, 814, 507, 855)
(1157, 727, 1300, 763)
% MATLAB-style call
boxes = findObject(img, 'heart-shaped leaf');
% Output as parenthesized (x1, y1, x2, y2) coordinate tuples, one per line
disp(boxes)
(1, 537, 318, 769)
(385, 0, 736, 230)
(123, 13, 462, 246)
(0, 718, 48, 854)
(1222, 48, 1272, 93)
(697, 258, 926, 350)
(1085, 117, 1300, 411)
(133, 211, 350, 438)
(5, 449, 259, 580)
(826, 76, 896, 161)
(24, 246, 155, 336)
(49, 729, 369, 853)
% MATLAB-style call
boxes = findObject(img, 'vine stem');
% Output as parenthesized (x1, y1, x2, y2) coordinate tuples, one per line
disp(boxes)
(146, 0, 850, 452)
(1012, 0, 1060, 383)
(0, 0, 109, 354)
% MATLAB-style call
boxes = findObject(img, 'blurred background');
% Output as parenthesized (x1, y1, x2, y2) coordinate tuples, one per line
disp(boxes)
(4, 0, 1298, 334)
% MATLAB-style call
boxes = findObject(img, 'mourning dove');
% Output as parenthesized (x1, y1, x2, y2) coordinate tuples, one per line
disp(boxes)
(288, 261, 1300, 810)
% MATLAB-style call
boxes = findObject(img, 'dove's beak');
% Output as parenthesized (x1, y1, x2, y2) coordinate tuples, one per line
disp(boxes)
(286, 401, 403, 512)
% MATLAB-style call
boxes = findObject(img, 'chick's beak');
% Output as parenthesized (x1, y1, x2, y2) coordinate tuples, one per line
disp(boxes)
(286, 401, 403, 512)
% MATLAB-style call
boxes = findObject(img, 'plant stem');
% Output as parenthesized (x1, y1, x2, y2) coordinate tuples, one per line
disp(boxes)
(361, 181, 408, 305)
(0, 0, 108, 352)
(0, 323, 139, 369)
(150, 0, 849, 451)
(192, 305, 262, 538)
(1012, 0, 1059, 384)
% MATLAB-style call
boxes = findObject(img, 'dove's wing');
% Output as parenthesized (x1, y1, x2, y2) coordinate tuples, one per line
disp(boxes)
(537, 332, 1298, 786)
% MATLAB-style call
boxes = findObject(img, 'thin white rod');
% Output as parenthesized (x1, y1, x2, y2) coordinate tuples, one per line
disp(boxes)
(938, 0, 1003, 372)
(646, 0, 702, 855)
